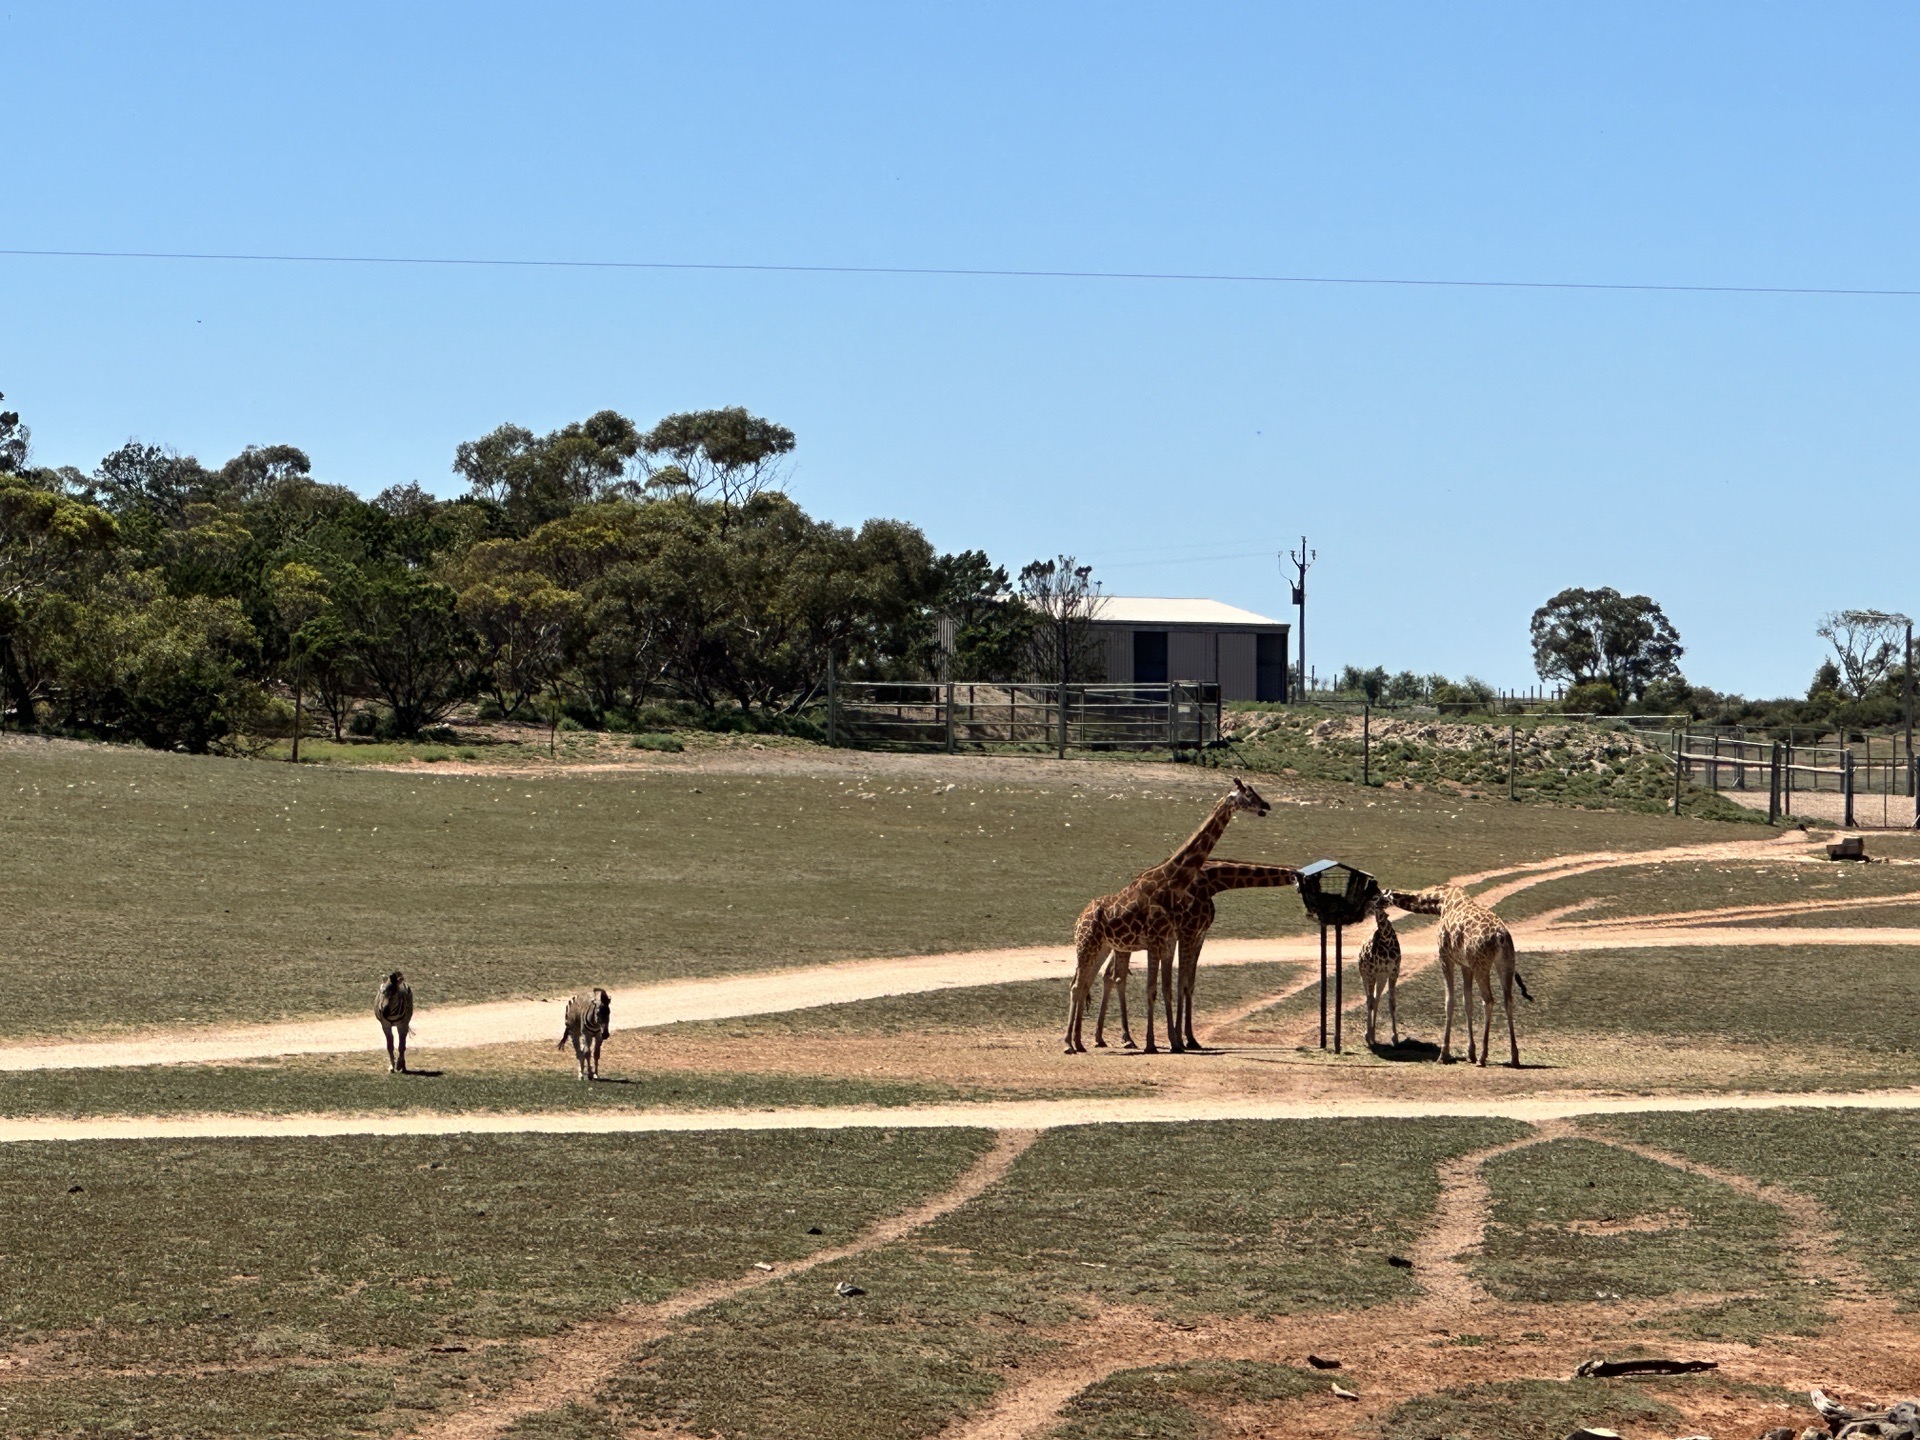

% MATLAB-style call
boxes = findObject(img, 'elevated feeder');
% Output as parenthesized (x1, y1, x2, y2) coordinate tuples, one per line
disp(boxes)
(1296, 859, 1381, 1053)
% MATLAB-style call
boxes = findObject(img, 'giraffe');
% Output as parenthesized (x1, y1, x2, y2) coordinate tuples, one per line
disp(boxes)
(1062, 778, 1271, 1055)
(1356, 894, 1402, 1048)
(1094, 859, 1301, 1051)
(1383, 885, 1532, 1066)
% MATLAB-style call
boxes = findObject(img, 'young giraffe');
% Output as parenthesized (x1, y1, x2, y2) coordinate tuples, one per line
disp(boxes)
(1063, 778, 1271, 1055)
(1383, 885, 1531, 1066)
(1094, 859, 1301, 1051)
(1356, 894, 1402, 1047)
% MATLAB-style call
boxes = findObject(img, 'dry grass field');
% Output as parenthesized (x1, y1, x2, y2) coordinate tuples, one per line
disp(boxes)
(3, 733, 1919, 1440)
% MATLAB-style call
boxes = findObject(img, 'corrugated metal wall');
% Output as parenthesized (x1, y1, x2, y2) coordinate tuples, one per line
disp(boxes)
(1088, 624, 1284, 701)
(1218, 633, 1257, 699)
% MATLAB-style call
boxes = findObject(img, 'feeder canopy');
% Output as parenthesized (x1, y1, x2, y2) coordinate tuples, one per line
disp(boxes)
(1297, 859, 1381, 927)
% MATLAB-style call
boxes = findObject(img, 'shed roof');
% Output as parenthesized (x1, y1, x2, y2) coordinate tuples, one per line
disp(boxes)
(1093, 595, 1287, 628)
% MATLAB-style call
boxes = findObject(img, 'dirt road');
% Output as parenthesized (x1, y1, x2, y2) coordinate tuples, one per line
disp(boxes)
(5, 1083, 1917, 1146)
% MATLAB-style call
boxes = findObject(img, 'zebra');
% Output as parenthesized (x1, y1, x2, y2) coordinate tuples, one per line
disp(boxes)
(374, 971, 414, 1073)
(557, 988, 612, 1081)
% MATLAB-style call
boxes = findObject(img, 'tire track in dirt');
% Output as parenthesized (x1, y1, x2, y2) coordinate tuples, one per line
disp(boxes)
(1586, 1134, 1883, 1313)
(415, 1128, 1039, 1440)
(1410, 1121, 1570, 1313)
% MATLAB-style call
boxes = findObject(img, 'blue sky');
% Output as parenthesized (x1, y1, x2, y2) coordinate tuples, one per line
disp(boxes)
(4, 2, 1917, 695)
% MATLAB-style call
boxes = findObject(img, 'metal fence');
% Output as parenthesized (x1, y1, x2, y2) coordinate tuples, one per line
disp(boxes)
(1666, 728, 1919, 828)
(826, 679, 1221, 755)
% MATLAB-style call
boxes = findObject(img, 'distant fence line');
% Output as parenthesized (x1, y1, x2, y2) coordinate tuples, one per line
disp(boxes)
(825, 678, 1220, 756)
(1662, 728, 1918, 828)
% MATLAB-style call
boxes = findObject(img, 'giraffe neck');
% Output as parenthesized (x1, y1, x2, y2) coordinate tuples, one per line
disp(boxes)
(1197, 862, 1299, 899)
(1386, 886, 1449, 915)
(1149, 792, 1241, 882)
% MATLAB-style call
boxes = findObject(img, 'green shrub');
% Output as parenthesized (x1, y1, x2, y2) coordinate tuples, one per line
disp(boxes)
(630, 732, 684, 752)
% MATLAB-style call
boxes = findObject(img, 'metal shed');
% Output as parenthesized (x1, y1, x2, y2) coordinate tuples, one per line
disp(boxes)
(1091, 597, 1290, 702)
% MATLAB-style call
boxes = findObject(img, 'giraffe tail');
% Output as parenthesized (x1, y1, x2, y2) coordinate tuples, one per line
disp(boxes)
(1513, 969, 1534, 1002)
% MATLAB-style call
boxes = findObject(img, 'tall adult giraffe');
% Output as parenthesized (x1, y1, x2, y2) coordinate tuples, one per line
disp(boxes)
(1062, 778, 1271, 1054)
(1093, 858, 1301, 1050)
(1384, 884, 1531, 1066)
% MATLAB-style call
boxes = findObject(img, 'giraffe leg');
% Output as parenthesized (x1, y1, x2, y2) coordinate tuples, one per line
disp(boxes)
(1117, 953, 1137, 1047)
(380, 1020, 396, 1073)
(1387, 973, 1401, 1047)
(396, 1021, 409, 1075)
(1439, 959, 1457, 1063)
(1463, 965, 1480, 1064)
(1157, 940, 1184, 1054)
(1093, 953, 1114, 1048)
(1065, 932, 1106, 1054)
(1362, 977, 1377, 1047)
(1475, 970, 1494, 1068)
(1177, 933, 1206, 1051)
(1501, 966, 1521, 1068)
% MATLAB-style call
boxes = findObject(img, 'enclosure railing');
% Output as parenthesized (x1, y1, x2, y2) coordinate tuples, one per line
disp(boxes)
(825, 678, 1221, 755)
(1668, 728, 1918, 827)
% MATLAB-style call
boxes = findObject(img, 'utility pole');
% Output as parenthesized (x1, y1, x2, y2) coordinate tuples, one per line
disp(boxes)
(1906, 620, 1914, 799)
(1286, 538, 1315, 704)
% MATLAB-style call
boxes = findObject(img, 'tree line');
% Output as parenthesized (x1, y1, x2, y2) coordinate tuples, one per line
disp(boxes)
(0, 393, 1090, 752)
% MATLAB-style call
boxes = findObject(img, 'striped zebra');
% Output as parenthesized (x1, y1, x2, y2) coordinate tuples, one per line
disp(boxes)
(557, 988, 612, 1081)
(374, 971, 414, 1074)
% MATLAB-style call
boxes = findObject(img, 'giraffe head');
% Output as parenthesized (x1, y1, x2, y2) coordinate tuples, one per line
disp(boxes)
(1226, 776, 1271, 818)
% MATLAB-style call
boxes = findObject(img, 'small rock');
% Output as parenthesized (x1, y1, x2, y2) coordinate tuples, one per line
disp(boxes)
(1759, 1429, 1796, 1440)
(1799, 1430, 1828, 1440)
(1564, 1429, 1622, 1440)
(1307, 1354, 1342, 1370)
(752, 1262, 774, 1272)
(1387, 1255, 1414, 1269)
(835, 1282, 865, 1297)
(1331, 1383, 1359, 1401)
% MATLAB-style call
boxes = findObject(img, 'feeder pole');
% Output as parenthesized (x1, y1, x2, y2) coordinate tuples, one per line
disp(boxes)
(1318, 924, 1329, 1049)
(1332, 924, 1344, 1054)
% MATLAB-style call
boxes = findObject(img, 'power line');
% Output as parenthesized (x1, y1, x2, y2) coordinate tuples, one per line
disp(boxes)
(2, 246, 1919, 299)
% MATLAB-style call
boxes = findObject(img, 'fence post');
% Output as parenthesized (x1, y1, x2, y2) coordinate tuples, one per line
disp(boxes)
(826, 651, 839, 746)
(1768, 742, 1781, 824)
(1843, 746, 1856, 828)
(1785, 736, 1795, 815)
(1167, 685, 1176, 754)
(944, 680, 955, 754)
(1710, 733, 1720, 792)
(1508, 724, 1517, 801)
(1673, 728, 1685, 815)
(1362, 704, 1370, 785)
(1058, 682, 1068, 759)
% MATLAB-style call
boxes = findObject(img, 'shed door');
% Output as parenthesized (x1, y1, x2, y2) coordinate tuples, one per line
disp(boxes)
(1133, 630, 1169, 684)
(1256, 633, 1287, 702)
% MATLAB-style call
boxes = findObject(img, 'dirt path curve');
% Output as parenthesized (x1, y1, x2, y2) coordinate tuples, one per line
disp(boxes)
(0, 832, 1836, 1075)
(416, 1128, 1039, 1440)
(940, 1115, 1920, 1440)
(6, 1084, 1920, 1146)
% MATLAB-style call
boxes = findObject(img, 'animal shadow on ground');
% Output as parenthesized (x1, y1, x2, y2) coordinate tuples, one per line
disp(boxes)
(387, 1068, 445, 1078)
(1370, 1038, 1441, 1062)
